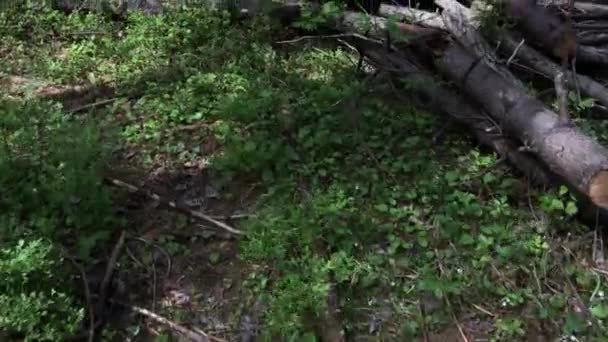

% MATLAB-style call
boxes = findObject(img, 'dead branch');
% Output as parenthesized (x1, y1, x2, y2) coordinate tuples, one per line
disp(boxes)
(106, 177, 244, 236)
(364, 47, 556, 186)
(496, 32, 608, 108)
(437, 40, 608, 207)
(337, 8, 557, 187)
(98, 230, 127, 313)
(129, 237, 173, 278)
(61, 250, 96, 342)
(69, 98, 118, 114)
(127, 304, 211, 342)
(381, 4, 608, 108)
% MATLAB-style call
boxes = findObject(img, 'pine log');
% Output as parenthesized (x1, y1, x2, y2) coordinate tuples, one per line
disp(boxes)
(433, 0, 608, 208)
(339, 14, 608, 225)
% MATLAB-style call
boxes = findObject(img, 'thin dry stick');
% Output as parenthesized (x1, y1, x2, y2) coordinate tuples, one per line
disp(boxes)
(434, 249, 470, 342)
(131, 305, 208, 342)
(192, 327, 230, 342)
(106, 177, 244, 236)
(131, 237, 173, 278)
(592, 267, 608, 277)
(280, 32, 384, 46)
(208, 213, 251, 220)
(418, 302, 430, 342)
(593, 227, 605, 267)
(506, 38, 525, 66)
(275, 33, 354, 44)
(590, 272, 602, 304)
(63, 252, 96, 342)
(124, 245, 146, 268)
(99, 230, 127, 311)
(593, 229, 599, 265)
(471, 303, 495, 317)
(450, 306, 470, 342)
(127, 304, 231, 342)
(69, 98, 118, 114)
(559, 254, 592, 321)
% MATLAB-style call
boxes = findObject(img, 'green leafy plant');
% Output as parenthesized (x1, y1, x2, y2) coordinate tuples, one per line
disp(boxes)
(0, 96, 117, 339)
(0, 239, 84, 341)
(0, 97, 117, 257)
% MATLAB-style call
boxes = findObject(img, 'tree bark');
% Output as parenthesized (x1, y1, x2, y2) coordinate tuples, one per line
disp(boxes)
(364, 48, 557, 187)
(435, 41, 608, 208)
(497, 33, 608, 108)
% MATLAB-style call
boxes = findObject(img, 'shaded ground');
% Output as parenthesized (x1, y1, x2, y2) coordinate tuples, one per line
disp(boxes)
(102, 159, 259, 340)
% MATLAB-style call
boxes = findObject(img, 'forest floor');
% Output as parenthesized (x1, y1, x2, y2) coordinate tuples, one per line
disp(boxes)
(2, 5, 608, 342)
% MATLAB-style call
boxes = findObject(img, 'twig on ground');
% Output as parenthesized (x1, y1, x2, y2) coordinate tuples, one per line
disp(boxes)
(130, 304, 209, 342)
(418, 301, 430, 342)
(106, 177, 244, 236)
(559, 257, 592, 323)
(66, 31, 110, 36)
(590, 271, 602, 303)
(450, 307, 470, 342)
(471, 303, 495, 317)
(124, 245, 146, 269)
(98, 230, 127, 312)
(279, 32, 384, 46)
(62, 251, 96, 342)
(131, 237, 173, 278)
(506, 38, 525, 66)
(69, 98, 118, 114)
(593, 227, 605, 267)
(122, 302, 228, 342)
(276, 33, 355, 44)
(592, 267, 608, 277)
(434, 249, 470, 342)
(208, 213, 251, 220)
(151, 253, 158, 312)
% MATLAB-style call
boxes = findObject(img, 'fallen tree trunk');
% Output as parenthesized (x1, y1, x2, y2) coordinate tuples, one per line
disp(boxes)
(267, 2, 608, 224)
(436, 43, 608, 203)
(337, 10, 608, 225)
(433, 0, 608, 209)
(363, 48, 556, 187)
(336, 14, 557, 186)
